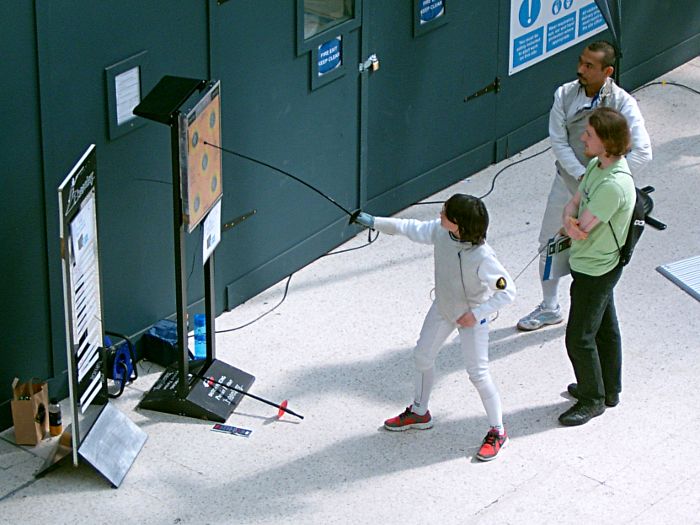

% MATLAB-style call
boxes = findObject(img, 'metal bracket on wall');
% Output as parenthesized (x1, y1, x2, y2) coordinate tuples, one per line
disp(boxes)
(223, 209, 256, 232)
(464, 77, 500, 102)
(359, 54, 380, 73)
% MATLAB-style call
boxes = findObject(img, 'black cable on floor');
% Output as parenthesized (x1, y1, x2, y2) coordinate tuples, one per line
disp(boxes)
(211, 228, 378, 334)
(214, 272, 294, 334)
(633, 80, 700, 96)
(477, 147, 552, 199)
(321, 228, 380, 257)
(416, 146, 552, 205)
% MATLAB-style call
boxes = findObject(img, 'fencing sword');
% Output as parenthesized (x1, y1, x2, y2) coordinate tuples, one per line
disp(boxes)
(204, 141, 362, 224)
(171, 365, 304, 420)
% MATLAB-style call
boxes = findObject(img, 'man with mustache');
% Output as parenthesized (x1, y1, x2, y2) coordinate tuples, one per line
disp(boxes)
(517, 40, 652, 332)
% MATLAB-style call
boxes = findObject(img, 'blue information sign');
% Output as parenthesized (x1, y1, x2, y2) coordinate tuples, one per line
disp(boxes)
(578, 2, 606, 35)
(419, 0, 445, 24)
(318, 37, 342, 76)
(547, 12, 576, 51)
(512, 27, 544, 68)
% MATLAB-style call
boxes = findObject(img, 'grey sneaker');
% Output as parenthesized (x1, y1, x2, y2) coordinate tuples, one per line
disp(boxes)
(517, 302, 564, 331)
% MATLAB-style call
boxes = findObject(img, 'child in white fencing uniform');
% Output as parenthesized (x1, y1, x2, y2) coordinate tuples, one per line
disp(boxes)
(354, 194, 516, 461)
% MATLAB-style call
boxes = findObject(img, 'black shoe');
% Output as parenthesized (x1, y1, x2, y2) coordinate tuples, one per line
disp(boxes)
(558, 401, 606, 426)
(567, 383, 620, 407)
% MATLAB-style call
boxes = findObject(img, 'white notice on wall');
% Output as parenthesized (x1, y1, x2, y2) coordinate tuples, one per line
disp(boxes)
(115, 66, 141, 125)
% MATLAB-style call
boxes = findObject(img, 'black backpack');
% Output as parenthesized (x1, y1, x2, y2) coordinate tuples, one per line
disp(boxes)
(609, 185, 664, 266)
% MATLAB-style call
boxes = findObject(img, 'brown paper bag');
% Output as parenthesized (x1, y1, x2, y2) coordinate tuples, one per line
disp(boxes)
(10, 377, 49, 445)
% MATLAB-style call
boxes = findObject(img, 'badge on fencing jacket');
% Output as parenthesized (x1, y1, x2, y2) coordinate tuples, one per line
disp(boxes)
(496, 277, 507, 290)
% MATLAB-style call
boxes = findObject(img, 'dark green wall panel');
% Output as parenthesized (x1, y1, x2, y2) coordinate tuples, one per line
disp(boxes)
(34, 1, 209, 382)
(0, 2, 52, 429)
(364, 1, 499, 209)
(209, 1, 361, 311)
(621, 2, 700, 78)
(620, 3, 700, 88)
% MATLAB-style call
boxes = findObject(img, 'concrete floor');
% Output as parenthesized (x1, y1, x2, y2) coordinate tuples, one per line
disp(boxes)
(2, 57, 699, 525)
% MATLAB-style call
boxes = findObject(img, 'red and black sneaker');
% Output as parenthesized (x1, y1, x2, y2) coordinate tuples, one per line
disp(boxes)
(384, 406, 433, 431)
(475, 427, 507, 461)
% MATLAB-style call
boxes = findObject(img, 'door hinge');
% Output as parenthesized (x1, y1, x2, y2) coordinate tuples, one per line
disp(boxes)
(464, 77, 500, 102)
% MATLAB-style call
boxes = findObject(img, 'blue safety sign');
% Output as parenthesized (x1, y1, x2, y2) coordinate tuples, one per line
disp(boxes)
(318, 37, 342, 76)
(509, 0, 607, 75)
(519, 0, 542, 28)
(419, 0, 445, 24)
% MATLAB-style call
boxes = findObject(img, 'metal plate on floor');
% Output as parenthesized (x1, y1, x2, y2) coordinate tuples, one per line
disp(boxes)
(657, 255, 700, 302)
(78, 402, 147, 487)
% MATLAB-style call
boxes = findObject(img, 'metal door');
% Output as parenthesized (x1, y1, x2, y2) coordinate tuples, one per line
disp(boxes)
(208, 1, 364, 308)
(361, 1, 500, 214)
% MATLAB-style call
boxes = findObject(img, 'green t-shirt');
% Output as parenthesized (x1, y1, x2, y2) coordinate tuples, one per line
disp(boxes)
(569, 157, 636, 276)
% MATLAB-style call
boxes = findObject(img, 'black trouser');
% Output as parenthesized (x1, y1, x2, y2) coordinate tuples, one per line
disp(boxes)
(566, 263, 624, 405)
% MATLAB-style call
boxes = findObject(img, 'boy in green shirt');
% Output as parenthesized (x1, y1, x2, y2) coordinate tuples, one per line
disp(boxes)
(558, 107, 636, 426)
(569, 157, 635, 276)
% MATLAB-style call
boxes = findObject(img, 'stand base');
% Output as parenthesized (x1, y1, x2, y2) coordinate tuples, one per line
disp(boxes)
(138, 359, 255, 422)
(36, 402, 147, 488)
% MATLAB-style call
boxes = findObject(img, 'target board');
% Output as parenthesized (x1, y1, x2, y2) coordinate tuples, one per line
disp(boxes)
(179, 81, 222, 232)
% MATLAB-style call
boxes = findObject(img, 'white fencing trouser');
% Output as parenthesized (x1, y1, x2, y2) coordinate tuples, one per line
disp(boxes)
(537, 173, 576, 309)
(411, 302, 502, 429)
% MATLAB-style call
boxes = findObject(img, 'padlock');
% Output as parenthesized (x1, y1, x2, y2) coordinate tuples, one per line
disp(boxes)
(371, 58, 380, 72)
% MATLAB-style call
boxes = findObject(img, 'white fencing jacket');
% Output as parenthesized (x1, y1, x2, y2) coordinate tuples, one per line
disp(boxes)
(550, 78, 652, 182)
(373, 217, 516, 324)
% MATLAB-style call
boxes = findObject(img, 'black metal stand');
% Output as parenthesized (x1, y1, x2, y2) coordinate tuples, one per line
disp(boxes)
(134, 76, 254, 422)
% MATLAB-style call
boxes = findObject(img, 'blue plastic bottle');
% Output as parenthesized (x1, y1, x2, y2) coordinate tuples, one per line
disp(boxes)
(194, 313, 207, 359)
